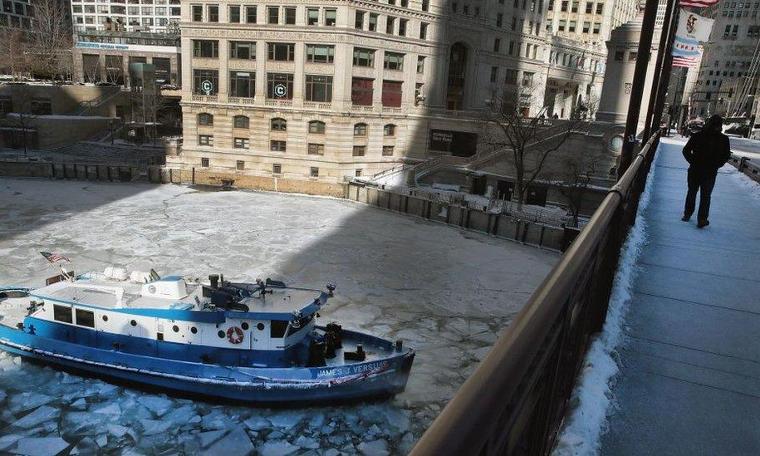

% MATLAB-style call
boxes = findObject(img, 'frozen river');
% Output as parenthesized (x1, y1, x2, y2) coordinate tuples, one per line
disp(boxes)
(0, 178, 558, 455)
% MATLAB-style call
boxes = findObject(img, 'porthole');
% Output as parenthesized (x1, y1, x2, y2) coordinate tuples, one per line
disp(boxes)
(217, 330, 225, 338)
(102, 315, 108, 322)
(191, 327, 198, 334)
(256, 323, 265, 331)
(130, 320, 137, 327)
(148, 285, 156, 294)
(241, 322, 249, 330)
(172, 325, 179, 333)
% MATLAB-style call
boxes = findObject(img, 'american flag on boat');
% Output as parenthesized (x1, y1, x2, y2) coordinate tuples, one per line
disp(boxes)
(40, 251, 70, 263)
(679, 0, 719, 7)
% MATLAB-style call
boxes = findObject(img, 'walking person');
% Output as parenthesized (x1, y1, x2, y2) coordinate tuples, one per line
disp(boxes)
(681, 114, 731, 228)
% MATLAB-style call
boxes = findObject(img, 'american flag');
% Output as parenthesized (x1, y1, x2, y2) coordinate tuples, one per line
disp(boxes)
(40, 251, 71, 263)
(679, 0, 719, 7)
(673, 56, 699, 67)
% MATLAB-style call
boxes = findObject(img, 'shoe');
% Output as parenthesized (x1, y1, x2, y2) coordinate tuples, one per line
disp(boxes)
(697, 219, 709, 228)
(681, 215, 690, 222)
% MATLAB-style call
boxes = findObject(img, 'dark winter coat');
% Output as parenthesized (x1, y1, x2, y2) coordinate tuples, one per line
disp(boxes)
(682, 130, 731, 175)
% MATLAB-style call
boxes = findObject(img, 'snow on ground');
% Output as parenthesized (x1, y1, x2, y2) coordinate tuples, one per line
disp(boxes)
(551, 138, 662, 456)
(0, 178, 558, 455)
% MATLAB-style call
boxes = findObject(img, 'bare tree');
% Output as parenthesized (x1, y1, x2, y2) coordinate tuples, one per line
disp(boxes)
(483, 85, 588, 211)
(0, 28, 29, 80)
(27, 0, 73, 80)
(0, 86, 39, 156)
(555, 153, 604, 226)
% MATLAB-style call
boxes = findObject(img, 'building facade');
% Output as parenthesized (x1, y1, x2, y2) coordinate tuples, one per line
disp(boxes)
(174, 0, 606, 194)
(545, 0, 639, 45)
(688, 1, 760, 117)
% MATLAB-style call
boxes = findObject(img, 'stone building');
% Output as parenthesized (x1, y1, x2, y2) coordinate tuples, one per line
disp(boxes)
(688, 1, 760, 117)
(545, 0, 639, 46)
(174, 0, 606, 195)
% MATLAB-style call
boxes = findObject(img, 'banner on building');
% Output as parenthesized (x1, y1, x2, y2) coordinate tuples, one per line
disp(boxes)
(672, 10, 714, 67)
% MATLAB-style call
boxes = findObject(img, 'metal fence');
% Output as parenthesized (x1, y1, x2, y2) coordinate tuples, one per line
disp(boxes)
(410, 132, 661, 456)
(728, 155, 760, 184)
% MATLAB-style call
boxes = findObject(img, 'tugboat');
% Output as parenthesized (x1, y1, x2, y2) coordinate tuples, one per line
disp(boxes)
(0, 262, 414, 403)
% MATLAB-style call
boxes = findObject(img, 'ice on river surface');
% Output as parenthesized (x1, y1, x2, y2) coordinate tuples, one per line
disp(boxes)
(0, 178, 558, 454)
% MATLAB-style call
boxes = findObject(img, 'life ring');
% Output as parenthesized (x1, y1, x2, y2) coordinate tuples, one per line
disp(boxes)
(227, 326, 244, 344)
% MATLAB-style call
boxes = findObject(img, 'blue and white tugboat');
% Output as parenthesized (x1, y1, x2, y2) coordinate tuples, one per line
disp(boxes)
(0, 256, 415, 403)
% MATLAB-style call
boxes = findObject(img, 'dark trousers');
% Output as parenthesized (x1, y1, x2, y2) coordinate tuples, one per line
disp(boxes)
(684, 168, 717, 221)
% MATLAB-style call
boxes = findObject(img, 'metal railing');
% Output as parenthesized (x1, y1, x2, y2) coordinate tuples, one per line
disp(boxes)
(411, 132, 661, 456)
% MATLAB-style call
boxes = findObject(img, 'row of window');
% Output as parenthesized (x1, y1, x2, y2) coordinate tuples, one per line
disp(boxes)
(70, 0, 181, 4)
(453, 0, 543, 16)
(721, 8, 759, 16)
(192, 41, 421, 74)
(549, 19, 602, 34)
(193, 70, 419, 108)
(493, 38, 541, 60)
(723, 24, 760, 39)
(197, 115, 397, 138)
(549, 0, 604, 14)
(72, 4, 179, 15)
(494, 14, 542, 35)
(200, 160, 365, 179)
(197, 139, 396, 155)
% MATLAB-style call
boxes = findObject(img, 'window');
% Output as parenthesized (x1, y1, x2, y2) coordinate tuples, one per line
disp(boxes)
(229, 5, 240, 22)
(192, 4, 202, 21)
(285, 7, 296, 24)
(309, 121, 326, 134)
(353, 48, 375, 67)
(193, 40, 218, 58)
(628, 51, 637, 61)
(271, 140, 287, 151)
(352, 146, 366, 156)
(399, 18, 407, 36)
(229, 71, 254, 98)
(268, 42, 295, 61)
(382, 80, 402, 107)
(267, 73, 294, 99)
(354, 123, 368, 136)
(494, 38, 501, 52)
(417, 56, 425, 74)
(305, 75, 333, 102)
(355, 11, 364, 29)
(384, 52, 404, 70)
(583, 21, 590, 33)
(368, 13, 377, 31)
(325, 9, 336, 26)
(571, 1, 578, 12)
(384, 124, 396, 136)
(271, 118, 287, 131)
(585, 2, 593, 12)
(310, 167, 319, 178)
(505, 69, 518, 85)
(233, 115, 249, 129)
(246, 5, 256, 23)
(569, 20, 576, 32)
(351, 78, 374, 106)
(30, 99, 52, 115)
(307, 7, 319, 25)
(53, 304, 72, 323)
(198, 113, 213, 126)
(595, 2, 603, 13)
(193, 69, 218, 95)
(355, 169, 363, 177)
(75, 309, 95, 328)
(497, 14, 503, 27)
(236, 160, 245, 170)
(614, 50, 624, 61)
(308, 143, 324, 155)
(273, 164, 282, 174)
(382, 146, 394, 156)
(386, 16, 395, 34)
(267, 6, 278, 24)
(198, 135, 213, 146)
(306, 44, 335, 63)
(234, 138, 249, 149)
(422, 0, 429, 10)
(593, 22, 600, 34)
(559, 20, 566, 31)
(522, 72, 534, 87)
(561, 0, 568, 10)
(208, 4, 218, 22)
(271, 320, 288, 337)
(420, 22, 428, 39)
(230, 41, 255, 60)
(490, 66, 498, 83)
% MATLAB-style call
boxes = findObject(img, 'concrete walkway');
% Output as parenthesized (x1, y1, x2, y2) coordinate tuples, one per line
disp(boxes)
(600, 137, 760, 455)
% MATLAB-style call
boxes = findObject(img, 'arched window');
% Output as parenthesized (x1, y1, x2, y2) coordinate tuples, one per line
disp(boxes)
(271, 118, 287, 131)
(446, 42, 468, 110)
(383, 124, 396, 136)
(308, 120, 326, 134)
(233, 115, 249, 129)
(353, 122, 368, 136)
(198, 113, 213, 126)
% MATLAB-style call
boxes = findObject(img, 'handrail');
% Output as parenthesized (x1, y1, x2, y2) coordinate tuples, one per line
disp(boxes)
(411, 132, 661, 456)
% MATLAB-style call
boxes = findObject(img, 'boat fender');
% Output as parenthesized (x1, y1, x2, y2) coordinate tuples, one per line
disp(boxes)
(227, 326, 244, 344)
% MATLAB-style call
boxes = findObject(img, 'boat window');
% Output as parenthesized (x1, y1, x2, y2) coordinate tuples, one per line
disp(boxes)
(241, 322, 249, 330)
(102, 315, 108, 322)
(191, 327, 198, 334)
(270, 320, 288, 338)
(256, 322, 265, 331)
(53, 304, 73, 324)
(75, 308, 95, 328)
(172, 325, 179, 333)
(217, 330, 225, 338)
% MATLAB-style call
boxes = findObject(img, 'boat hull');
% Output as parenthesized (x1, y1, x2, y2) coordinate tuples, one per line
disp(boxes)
(0, 324, 414, 403)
